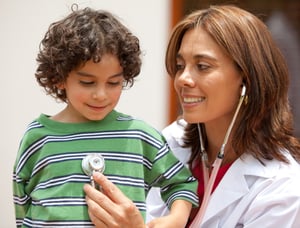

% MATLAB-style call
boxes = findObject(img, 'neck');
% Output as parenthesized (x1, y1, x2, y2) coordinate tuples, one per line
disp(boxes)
(204, 144, 237, 168)
(204, 122, 239, 166)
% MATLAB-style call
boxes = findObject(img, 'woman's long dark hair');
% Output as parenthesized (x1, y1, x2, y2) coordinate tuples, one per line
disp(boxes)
(165, 5, 300, 167)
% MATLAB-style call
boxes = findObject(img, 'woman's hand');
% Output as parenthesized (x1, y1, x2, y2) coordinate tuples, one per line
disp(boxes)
(84, 172, 146, 228)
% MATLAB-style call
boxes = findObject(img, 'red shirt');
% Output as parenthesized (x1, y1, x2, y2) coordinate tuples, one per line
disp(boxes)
(187, 161, 232, 226)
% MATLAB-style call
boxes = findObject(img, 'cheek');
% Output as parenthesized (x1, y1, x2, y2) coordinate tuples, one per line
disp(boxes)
(214, 89, 241, 115)
(66, 87, 90, 102)
(173, 78, 180, 94)
(112, 89, 123, 101)
(104, 86, 123, 103)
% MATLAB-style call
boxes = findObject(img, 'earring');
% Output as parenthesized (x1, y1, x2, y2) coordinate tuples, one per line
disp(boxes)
(244, 95, 248, 105)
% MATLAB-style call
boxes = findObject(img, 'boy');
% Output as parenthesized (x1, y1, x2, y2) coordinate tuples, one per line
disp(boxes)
(13, 6, 198, 227)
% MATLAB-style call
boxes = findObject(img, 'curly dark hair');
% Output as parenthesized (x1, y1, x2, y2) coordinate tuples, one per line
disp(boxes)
(35, 6, 142, 102)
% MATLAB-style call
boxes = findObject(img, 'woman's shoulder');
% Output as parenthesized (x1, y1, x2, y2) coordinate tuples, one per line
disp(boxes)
(162, 119, 186, 145)
(230, 153, 300, 192)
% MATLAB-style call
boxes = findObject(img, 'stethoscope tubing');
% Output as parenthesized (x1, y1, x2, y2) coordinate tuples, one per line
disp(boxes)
(190, 85, 246, 227)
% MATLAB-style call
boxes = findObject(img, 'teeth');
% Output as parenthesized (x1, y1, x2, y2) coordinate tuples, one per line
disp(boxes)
(183, 97, 205, 103)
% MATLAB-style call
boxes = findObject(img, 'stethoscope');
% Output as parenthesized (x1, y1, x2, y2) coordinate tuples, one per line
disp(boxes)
(190, 85, 247, 227)
(82, 153, 105, 189)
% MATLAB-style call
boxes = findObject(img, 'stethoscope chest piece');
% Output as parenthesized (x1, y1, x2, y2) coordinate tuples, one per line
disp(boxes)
(82, 153, 105, 176)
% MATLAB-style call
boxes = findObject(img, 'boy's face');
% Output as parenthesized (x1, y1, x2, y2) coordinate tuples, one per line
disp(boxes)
(60, 54, 124, 122)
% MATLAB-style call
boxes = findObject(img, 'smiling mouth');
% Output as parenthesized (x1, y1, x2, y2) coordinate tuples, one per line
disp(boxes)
(88, 104, 106, 109)
(183, 97, 206, 103)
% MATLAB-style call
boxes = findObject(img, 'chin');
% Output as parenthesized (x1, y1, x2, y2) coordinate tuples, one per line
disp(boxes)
(89, 117, 105, 121)
(182, 114, 201, 124)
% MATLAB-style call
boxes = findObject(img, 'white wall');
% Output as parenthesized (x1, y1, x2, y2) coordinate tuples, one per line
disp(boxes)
(0, 0, 170, 226)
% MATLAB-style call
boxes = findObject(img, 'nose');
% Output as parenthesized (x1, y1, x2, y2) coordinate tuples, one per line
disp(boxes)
(176, 67, 195, 87)
(92, 86, 106, 100)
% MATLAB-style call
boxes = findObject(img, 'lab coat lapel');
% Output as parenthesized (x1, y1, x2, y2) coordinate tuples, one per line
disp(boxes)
(201, 154, 277, 224)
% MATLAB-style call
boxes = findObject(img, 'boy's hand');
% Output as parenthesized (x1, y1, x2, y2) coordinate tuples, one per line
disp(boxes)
(147, 200, 192, 228)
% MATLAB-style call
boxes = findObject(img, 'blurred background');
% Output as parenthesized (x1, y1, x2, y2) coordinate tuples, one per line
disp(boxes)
(1, 0, 299, 226)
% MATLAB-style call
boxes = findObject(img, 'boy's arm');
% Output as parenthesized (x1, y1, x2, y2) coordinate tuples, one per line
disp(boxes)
(13, 145, 29, 226)
(13, 168, 30, 227)
(146, 200, 192, 228)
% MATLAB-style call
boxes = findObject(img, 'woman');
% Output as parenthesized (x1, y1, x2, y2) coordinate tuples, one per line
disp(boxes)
(84, 5, 300, 227)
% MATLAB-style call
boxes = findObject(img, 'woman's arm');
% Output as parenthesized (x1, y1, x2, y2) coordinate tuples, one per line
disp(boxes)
(84, 172, 192, 228)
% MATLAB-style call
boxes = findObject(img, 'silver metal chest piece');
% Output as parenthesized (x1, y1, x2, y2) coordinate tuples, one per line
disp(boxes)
(82, 153, 105, 189)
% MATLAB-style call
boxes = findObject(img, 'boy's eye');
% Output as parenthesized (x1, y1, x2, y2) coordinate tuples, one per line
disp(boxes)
(108, 81, 122, 86)
(80, 81, 94, 85)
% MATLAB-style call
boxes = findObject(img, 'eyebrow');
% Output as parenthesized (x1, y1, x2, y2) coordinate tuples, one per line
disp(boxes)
(76, 71, 124, 78)
(176, 53, 217, 62)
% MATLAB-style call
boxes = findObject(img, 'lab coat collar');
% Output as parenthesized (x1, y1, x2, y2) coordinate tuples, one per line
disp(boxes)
(202, 154, 281, 223)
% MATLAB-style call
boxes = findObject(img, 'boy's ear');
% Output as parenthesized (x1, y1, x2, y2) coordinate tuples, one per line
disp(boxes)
(56, 82, 65, 90)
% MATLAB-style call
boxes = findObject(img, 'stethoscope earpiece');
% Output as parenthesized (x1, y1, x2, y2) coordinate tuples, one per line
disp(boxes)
(241, 84, 246, 97)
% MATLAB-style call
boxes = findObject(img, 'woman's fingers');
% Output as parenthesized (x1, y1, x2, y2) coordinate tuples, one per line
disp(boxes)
(92, 172, 131, 204)
(84, 172, 145, 228)
(91, 173, 144, 224)
(87, 206, 107, 228)
(84, 187, 115, 227)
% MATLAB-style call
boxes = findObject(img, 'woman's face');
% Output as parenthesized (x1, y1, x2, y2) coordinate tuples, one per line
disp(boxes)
(59, 54, 124, 123)
(174, 27, 243, 127)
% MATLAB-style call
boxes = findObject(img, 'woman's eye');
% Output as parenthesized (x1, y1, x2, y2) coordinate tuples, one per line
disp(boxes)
(176, 63, 184, 71)
(197, 63, 209, 71)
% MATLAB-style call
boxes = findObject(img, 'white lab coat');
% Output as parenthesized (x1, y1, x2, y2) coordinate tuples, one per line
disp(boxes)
(146, 120, 300, 227)
(146, 119, 191, 222)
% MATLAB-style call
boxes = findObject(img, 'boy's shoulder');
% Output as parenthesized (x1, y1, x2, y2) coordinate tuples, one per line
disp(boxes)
(115, 111, 162, 138)
(20, 115, 45, 137)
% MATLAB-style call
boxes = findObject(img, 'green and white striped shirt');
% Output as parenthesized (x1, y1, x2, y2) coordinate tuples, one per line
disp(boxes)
(13, 110, 198, 227)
